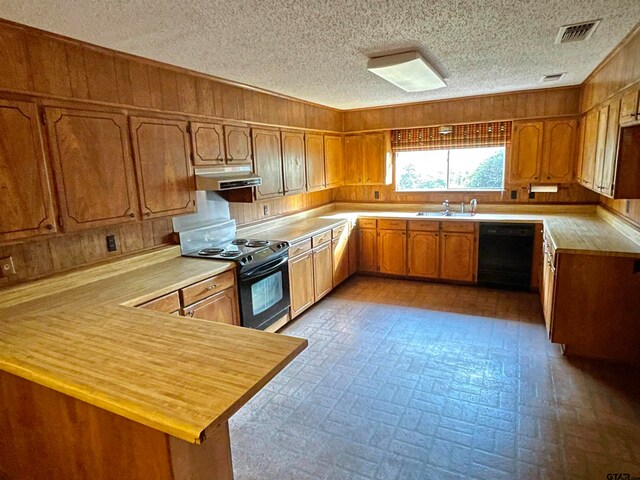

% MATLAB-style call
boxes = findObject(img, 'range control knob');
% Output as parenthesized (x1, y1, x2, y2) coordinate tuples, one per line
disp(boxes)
(246, 255, 253, 263)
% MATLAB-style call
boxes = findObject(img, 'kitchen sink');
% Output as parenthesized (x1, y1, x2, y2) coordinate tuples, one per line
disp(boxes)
(416, 212, 475, 217)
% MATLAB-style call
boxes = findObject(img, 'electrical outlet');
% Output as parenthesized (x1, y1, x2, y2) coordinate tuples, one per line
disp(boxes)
(263, 205, 269, 216)
(510, 190, 518, 200)
(529, 192, 535, 200)
(0, 256, 16, 278)
(106, 235, 117, 252)
(374, 191, 380, 200)
(626, 200, 631, 214)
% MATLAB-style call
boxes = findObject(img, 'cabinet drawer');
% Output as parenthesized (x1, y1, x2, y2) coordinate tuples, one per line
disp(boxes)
(312, 230, 332, 247)
(180, 269, 236, 307)
(290, 238, 312, 258)
(332, 223, 347, 239)
(138, 291, 180, 314)
(442, 222, 475, 233)
(409, 220, 439, 232)
(377, 219, 406, 230)
(358, 218, 376, 229)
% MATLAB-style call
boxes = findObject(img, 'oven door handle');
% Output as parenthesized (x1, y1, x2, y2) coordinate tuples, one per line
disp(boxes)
(240, 256, 288, 280)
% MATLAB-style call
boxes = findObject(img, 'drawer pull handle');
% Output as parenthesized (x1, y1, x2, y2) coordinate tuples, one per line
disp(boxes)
(186, 310, 194, 317)
(206, 284, 219, 291)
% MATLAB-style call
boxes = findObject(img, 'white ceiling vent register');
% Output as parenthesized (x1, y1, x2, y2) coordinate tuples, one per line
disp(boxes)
(541, 73, 566, 82)
(367, 51, 446, 92)
(555, 20, 601, 44)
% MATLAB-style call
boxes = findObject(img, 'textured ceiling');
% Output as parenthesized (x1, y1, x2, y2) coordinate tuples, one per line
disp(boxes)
(1, 1, 639, 109)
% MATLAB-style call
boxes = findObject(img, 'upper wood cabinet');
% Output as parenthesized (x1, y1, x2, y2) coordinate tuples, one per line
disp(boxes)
(440, 231, 475, 282)
(129, 116, 195, 218)
(0, 99, 57, 241)
(378, 229, 407, 275)
(592, 104, 610, 194)
(45, 107, 139, 231)
(541, 119, 577, 183)
(344, 132, 392, 186)
(620, 89, 639, 125)
(305, 132, 325, 191)
(189, 122, 225, 165)
(580, 109, 600, 189)
(510, 121, 543, 183)
(252, 128, 283, 200)
(281, 130, 306, 195)
(511, 119, 577, 184)
(324, 134, 343, 187)
(223, 125, 252, 164)
(599, 99, 620, 198)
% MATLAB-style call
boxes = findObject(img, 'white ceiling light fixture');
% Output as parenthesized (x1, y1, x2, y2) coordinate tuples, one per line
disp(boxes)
(367, 51, 446, 92)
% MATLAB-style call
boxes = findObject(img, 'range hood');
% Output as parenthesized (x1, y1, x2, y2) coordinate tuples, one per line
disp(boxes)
(195, 165, 262, 191)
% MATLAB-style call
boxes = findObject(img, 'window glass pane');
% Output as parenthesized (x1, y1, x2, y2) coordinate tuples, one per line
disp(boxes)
(396, 150, 448, 191)
(448, 147, 505, 190)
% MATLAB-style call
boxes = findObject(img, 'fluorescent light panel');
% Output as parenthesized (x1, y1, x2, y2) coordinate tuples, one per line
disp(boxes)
(367, 51, 446, 92)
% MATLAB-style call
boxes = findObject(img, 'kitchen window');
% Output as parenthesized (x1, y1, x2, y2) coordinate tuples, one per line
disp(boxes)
(395, 146, 506, 191)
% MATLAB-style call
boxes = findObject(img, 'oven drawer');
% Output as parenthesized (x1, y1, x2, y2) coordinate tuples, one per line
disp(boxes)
(289, 238, 312, 258)
(137, 291, 180, 314)
(180, 269, 236, 307)
(312, 230, 331, 247)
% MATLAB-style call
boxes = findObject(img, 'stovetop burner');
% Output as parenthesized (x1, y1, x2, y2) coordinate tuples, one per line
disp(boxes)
(219, 251, 242, 258)
(232, 239, 248, 245)
(198, 248, 225, 256)
(246, 240, 269, 247)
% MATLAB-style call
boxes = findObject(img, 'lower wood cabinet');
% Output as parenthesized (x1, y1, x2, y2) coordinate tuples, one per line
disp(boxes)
(137, 291, 181, 315)
(541, 232, 556, 335)
(358, 228, 377, 272)
(378, 229, 407, 275)
(289, 250, 315, 318)
(313, 242, 333, 300)
(439, 232, 475, 282)
(182, 287, 239, 326)
(332, 227, 349, 286)
(407, 230, 439, 278)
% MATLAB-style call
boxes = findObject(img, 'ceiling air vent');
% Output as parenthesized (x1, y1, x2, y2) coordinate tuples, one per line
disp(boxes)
(541, 73, 566, 82)
(555, 20, 600, 44)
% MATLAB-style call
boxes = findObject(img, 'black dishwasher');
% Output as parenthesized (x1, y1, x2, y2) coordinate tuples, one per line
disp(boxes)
(478, 223, 535, 290)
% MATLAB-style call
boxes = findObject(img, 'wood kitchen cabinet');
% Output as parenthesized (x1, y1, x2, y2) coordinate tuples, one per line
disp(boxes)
(183, 288, 239, 325)
(129, 116, 195, 218)
(592, 104, 610, 194)
(440, 231, 475, 282)
(281, 130, 307, 195)
(190, 122, 225, 165)
(305, 132, 325, 191)
(407, 226, 439, 278)
(358, 226, 378, 273)
(598, 99, 620, 198)
(0, 99, 57, 242)
(252, 127, 283, 200)
(324, 134, 344, 187)
(332, 224, 349, 286)
(289, 248, 315, 319)
(344, 132, 392, 185)
(619, 88, 639, 124)
(541, 231, 556, 335)
(137, 291, 181, 315)
(348, 225, 358, 276)
(312, 241, 333, 300)
(223, 124, 252, 164)
(377, 221, 407, 276)
(579, 108, 600, 189)
(511, 119, 577, 184)
(46, 107, 139, 231)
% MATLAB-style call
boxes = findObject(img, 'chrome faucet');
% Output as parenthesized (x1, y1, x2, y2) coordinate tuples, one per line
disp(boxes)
(442, 199, 450, 216)
(460, 202, 465, 213)
(470, 198, 478, 215)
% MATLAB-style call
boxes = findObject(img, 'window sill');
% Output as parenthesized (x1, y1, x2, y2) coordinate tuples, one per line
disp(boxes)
(395, 189, 505, 193)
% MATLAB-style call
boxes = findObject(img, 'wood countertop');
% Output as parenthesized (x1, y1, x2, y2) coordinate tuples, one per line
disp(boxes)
(0, 247, 308, 444)
(248, 204, 640, 258)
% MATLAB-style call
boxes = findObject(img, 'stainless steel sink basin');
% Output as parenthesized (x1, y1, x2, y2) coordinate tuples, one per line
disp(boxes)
(416, 212, 475, 217)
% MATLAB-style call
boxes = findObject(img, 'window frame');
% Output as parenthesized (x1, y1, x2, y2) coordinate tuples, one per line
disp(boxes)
(393, 146, 507, 193)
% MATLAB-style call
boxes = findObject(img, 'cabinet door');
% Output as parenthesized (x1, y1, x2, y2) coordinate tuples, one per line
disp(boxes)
(408, 231, 439, 278)
(305, 133, 325, 191)
(281, 130, 306, 195)
(620, 89, 639, 124)
(593, 105, 610, 193)
(289, 251, 315, 319)
(510, 122, 543, 183)
(378, 229, 407, 275)
(440, 232, 475, 282)
(358, 228, 377, 272)
(580, 109, 599, 189)
(183, 287, 239, 326)
(252, 128, 283, 200)
(0, 99, 57, 241)
(363, 132, 387, 184)
(313, 242, 333, 300)
(190, 122, 225, 165)
(46, 107, 138, 231)
(324, 134, 343, 187)
(600, 99, 620, 198)
(348, 227, 358, 275)
(332, 237, 349, 286)
(130, 116, 195, 218)
(542, 119, 576, 183)
(224, 125, 252, 164)
(344, 135, 363, 185)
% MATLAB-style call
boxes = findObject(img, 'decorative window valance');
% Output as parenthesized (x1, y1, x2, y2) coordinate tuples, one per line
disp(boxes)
(391, 121, 512, 151)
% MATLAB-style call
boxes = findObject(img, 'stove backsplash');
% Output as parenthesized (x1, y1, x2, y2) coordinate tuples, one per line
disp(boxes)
(177, 219, 237, 254)
(172, 191, 231, 233)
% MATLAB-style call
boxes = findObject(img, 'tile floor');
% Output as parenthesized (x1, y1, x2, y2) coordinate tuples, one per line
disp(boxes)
(230, 276, 640, 480)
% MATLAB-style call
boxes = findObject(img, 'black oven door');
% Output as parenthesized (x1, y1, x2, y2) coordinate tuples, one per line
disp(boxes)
(238, 255, 290, 330)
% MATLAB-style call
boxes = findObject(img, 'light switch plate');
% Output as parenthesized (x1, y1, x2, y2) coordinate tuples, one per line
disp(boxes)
(0, 256, 16, 278)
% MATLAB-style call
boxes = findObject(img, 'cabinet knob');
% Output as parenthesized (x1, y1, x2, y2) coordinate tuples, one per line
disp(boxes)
(129, 213, 135, 218)
(46, 224, 53, 230)
(547, 176, 551, 180)
(205, 284, 218, 291)
(187, 310, 194, 317)
(145, 212, 151, 217)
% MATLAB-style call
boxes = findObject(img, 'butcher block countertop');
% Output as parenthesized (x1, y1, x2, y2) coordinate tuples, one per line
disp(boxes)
(0, 247, 308, 444)
(246, 204, 640, 258)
